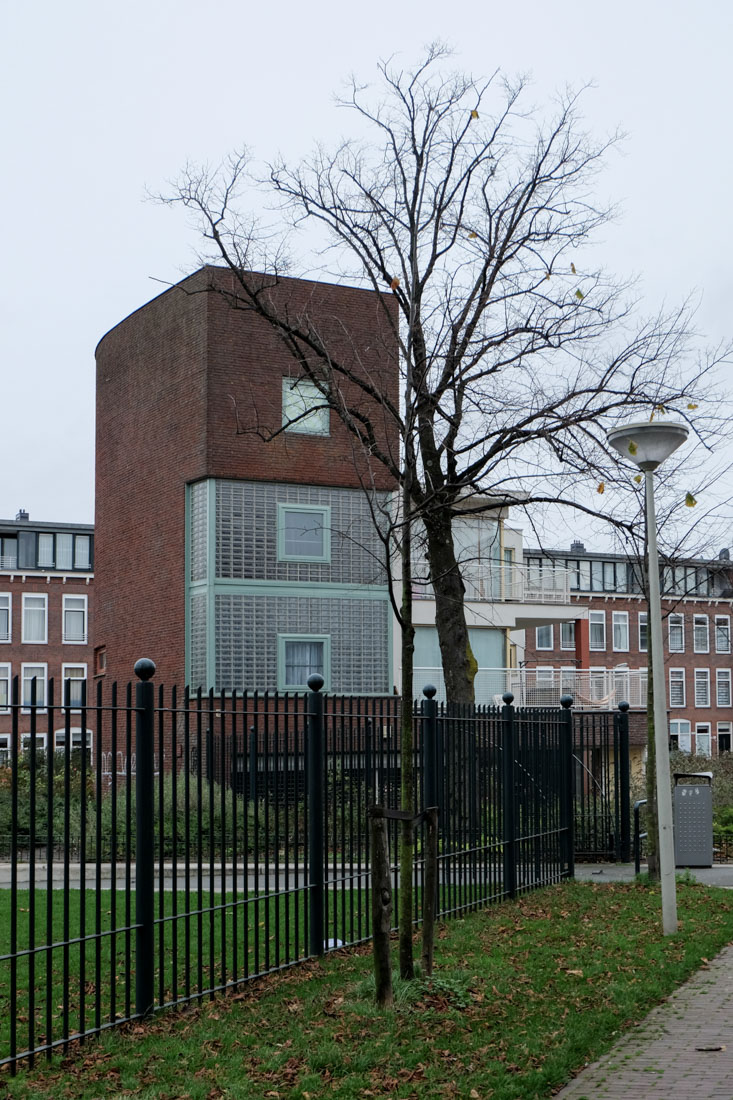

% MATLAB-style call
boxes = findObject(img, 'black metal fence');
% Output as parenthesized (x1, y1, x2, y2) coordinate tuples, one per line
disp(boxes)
(573, 704, 630, 862)
(0, 667, 588, 1073)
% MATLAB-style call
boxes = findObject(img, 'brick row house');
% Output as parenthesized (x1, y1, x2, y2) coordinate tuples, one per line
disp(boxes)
(521, 541, 733, 757)
(0, 511, 94, 758)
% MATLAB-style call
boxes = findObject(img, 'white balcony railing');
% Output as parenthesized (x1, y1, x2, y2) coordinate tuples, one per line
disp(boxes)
(0, 556, 17, 570)
(412, 562, 571, 604)
(413, 667, 648, 709)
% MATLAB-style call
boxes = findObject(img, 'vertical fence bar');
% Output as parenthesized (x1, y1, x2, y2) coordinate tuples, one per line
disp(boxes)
(422, 685, 438, 811)
(307, 674, 325, 957)
(617, 702, 631, 863)
(560, 696, 575, 880)
(134, 659, 156, 1017)
(501, 692, 516, 899)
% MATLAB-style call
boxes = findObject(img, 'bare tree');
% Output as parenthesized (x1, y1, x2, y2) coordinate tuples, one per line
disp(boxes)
(160, 45, 726, 706)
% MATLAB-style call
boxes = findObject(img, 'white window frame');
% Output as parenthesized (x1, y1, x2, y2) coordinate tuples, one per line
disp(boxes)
(281, 377, 330, 436)
(0, 663, 9, 714)
(638, 612, 648, 653)
(715, 616, 731, 654)
(717, 669, 732, 708)
(589, 611, 606, 651)
(695, 722, 712, 756)
(277, 504, 331, 563)
(22, 594, 48, 644)
(669, 668, 686, 708)
(535, 624, 553, 651)
(612, 611, 629, 652)
(61, 663, 87, 710)
(277, 634, 331, 692)
(54, 727, 93, 754)
(20, 731, 47, 753)
(670, 718, 691, 752)
(668, 613, 685, 654)
(0, 733, 9, 765)
(62, 594, 88, 645)
(694, 668, 711, 708)
(717, 722, 732, 753)
(693, 614, 710, 654)
(21, 663, 48, 712)
(0, 594, 10, 643)
(560, 621, 575, 651)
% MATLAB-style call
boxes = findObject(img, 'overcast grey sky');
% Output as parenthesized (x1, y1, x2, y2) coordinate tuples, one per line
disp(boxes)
(2, 0, 731, 529)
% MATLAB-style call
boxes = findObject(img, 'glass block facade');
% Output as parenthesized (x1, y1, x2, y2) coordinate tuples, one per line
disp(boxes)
(187, 479, 391, 694)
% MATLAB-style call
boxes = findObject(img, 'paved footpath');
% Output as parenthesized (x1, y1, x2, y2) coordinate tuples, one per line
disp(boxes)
(556, 866, 733, 1098)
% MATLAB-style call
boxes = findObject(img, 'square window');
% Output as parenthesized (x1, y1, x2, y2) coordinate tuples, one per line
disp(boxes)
(277, 504, 330, 562)
(536, 625, 553, 650)
(282, 378, 329, 436)
(63, 595, 87, 643)
(278, 635, 330, 691)
(22, 595, 47, 644)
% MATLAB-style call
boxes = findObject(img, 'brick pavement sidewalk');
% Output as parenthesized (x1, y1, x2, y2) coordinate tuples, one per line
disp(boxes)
(555, 942, 733, 1098)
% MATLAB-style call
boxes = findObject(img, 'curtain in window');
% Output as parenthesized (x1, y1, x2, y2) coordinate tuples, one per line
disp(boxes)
(285, 641, 324, 686)
(56, 534, 73, 569)
(64, 599, 86, 642)
(24, 598, 46, 642)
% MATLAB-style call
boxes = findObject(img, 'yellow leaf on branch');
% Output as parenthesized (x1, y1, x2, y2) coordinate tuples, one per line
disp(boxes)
(685, 492, 697, 507)
(389, 276, 400, 291)
(597, 482, 605, 494)
(575, 289, 584, 300)
(634, 474, 642, 484)
(687, 402, 698, 410)
(570, 262, 577, 274)
(470, 109, 479, 119)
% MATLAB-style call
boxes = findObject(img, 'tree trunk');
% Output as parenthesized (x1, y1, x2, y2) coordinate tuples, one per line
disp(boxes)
(423, 508, 477, 704)
(399, 486, 415, 981)
(369, 809, 394, 1006)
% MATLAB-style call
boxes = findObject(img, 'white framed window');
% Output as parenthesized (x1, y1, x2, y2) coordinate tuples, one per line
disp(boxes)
(669, 718, 691, 752)
(612, 611, 629, 652)
(282, 378, 329, 436)
(277, 635, 330, 691)
(695, 722, 712, 756)
(0, 594, 10, 643)
(693, 615, 710, 653)
(0, 663, 9, 714)
(718, 722, 732, 753)
(22, 594, 47, 644)
(21, 663, 47, 711)
(668, 614, 685, 653)
(0, 734, 9, 765)
(669, 668, 686, 708)
(20, 731, 47, 753)
(560, 621, 575, 650)
(62, 595, 88, 644)
(716, 616, 731, 654)
(54, 727, 93, 755)
(62, 664, 87, 710)
(694, 668, 711, 708)
(717, 669, 732, 708)
(535, 625, 553, 650)
(277, 504, 330, 563)
(589, 611, 606, 651)
(638, 612, 648, 653)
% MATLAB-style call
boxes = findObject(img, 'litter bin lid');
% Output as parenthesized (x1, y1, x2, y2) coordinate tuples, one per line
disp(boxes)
(674, 771, 713, 785)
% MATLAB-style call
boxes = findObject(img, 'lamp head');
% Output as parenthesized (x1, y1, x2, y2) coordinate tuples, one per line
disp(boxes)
(607, 419, 689, 472)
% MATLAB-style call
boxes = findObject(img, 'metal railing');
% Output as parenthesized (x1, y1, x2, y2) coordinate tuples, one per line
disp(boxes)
(414, 666, 648, 709)
(412, 561, 572, 604)
(0, 666, 590, 1073)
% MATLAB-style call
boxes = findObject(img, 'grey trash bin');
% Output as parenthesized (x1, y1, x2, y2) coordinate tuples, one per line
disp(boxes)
(674, 771, 713, 868)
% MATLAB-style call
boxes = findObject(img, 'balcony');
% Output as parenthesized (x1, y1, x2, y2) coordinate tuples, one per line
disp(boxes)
(412, 562, 571, 604)
(413, 666, 648, 709)
(0, 556, 17, 570)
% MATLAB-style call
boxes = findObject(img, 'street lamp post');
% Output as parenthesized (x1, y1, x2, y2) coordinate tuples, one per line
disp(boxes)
(607, 419, 689, 936)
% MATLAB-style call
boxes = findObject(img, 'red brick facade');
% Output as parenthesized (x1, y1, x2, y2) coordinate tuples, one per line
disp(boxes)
(523, 592, 733, 754)
(94, 268, 399, 688)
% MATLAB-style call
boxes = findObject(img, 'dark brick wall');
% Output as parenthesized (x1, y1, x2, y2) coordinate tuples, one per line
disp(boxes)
(95, 268, 400, 689)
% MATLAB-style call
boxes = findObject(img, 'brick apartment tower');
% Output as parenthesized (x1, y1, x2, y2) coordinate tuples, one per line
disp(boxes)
(94, 268, 399, 692)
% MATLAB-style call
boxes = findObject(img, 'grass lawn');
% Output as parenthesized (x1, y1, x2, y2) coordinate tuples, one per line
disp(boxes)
(2, 877, 733, 1099)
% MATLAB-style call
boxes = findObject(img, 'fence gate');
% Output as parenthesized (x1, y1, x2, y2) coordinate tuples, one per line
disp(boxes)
(572, 705, 630, 862)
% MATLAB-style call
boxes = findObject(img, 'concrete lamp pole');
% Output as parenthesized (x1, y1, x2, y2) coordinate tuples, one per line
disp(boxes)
(607, 419, 689, 936)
